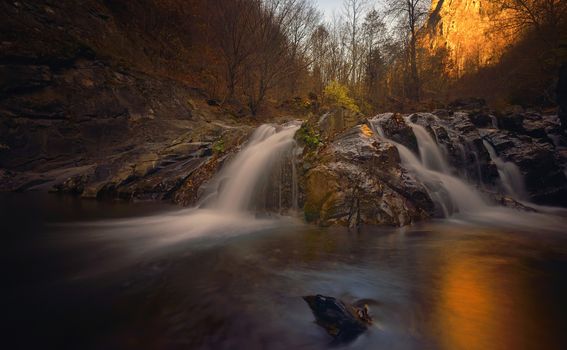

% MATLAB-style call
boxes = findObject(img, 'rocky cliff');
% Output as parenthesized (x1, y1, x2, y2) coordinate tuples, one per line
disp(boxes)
(423, 0, 516, 77)
(0, 0, 264, 201)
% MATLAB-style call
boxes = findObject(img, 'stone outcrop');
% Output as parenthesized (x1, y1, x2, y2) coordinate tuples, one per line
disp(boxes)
(299, 121, 434, 228)
(423, 0, 517, 77)
(298, 105, 567, 226)
(0, 1, 260, 203)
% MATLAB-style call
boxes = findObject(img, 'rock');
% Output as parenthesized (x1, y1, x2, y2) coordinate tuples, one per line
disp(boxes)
(497, 112, 525, 133)
(301, 124, 433, 227)
(0, 64, 52, 95)
(467, 111, 493, 128)
(303, 294, 372, 343)
(206, 99, 220, 106)
(558, 63, 567, 133)
(483, 129, 567, 206)
(316, 108, 362, 141)
(370, 113, 418, 153)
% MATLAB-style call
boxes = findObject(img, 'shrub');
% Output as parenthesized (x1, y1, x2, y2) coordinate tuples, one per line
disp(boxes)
(323, 81, 360, 113)
(296, 124, 322, 149)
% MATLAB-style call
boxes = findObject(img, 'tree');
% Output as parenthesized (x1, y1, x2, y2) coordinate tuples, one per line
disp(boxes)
(495, 0, 567, 44)
(242, 0, 322, 114)
(342, 0, 367, 86)
(384, 0, 429, 101)
(361, 9, 388, 105)
(211, 0, 257, 100)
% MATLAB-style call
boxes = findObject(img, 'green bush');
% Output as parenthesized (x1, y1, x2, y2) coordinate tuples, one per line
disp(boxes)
(323, 81, 360, 113)
(296, 124, 322, 149)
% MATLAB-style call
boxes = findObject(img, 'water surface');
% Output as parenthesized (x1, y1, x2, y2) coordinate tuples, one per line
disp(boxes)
(2, 194, 567, 349)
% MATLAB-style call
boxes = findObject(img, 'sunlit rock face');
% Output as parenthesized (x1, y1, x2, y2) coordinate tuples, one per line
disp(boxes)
(423, 0, 517, 77)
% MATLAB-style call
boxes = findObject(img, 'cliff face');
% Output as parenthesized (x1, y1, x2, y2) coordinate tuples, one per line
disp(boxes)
(423, 0, 517, 77)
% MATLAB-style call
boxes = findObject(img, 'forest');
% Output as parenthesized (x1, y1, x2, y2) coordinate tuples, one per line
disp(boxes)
(47, 0, 565, 114)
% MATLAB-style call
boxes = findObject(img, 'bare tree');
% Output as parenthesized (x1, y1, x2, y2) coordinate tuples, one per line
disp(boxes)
(342, 0, 367, 86)
(243, 0, 321, 114)
(361, 9, 388, 105)
(211, 0, 258, 100)
(384, 0, 429, 101)
(495, 0, 567, 46)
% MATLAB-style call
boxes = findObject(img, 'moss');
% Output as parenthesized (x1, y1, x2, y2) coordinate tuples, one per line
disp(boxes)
(212, 138, 225, 154)
(296, 124, 323, 150)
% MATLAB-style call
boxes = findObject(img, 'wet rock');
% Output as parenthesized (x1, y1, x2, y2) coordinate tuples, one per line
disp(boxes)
(371, 113, 418, 153)
(0, 64, 52, 95)
(497, 112, 525, 134)
(467, 111, 494, 128)
(301, 124, 433, 227)
(482, 129, 567, 206)
(303, 294, 372, 343)
(316, 108, 362, 141)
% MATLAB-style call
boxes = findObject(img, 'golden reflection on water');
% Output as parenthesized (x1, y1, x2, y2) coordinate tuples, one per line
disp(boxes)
(434, 235, 551, 350)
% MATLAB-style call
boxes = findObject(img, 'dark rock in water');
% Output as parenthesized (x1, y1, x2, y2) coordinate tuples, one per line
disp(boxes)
(303, 294, 372, 342)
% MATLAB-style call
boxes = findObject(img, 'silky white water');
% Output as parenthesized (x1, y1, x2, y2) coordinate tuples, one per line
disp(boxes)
(206, 123, 300, 212)
(482, 140, 528, 200)
(54, 118, 567, 254)
(369, 118, 486, 216)
(85, 123, 304, 247)
(409, 123, 450, 173)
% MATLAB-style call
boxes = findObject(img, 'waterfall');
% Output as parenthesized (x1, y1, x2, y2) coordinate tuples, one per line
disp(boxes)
(409, 124, 450, 173)
(369, 119, 486, 216)
(123, 122, 303, 244)
(482, 140, 528, 200)
(490, 115, 498, 129)
(205, 122, 301, 213)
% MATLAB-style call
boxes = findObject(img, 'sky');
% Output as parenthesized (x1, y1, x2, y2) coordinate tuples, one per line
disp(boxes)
(315, 0, 384, 22)
(314, 0, 344, 21)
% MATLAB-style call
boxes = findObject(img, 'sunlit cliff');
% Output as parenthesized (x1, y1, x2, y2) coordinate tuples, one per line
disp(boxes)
(423, 0, 518, 78)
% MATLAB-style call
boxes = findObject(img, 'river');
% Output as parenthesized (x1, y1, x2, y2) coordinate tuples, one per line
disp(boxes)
(3, 193, 567, 349)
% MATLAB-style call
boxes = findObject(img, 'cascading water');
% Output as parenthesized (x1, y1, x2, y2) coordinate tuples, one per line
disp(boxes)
(116, 122, 304, 245)
(369, 118, 486, 216)
(203, 123, 300, 212)
(482, 140, 528, 200)
(409, 124, 450, 173)
(490, 115, 499, 129)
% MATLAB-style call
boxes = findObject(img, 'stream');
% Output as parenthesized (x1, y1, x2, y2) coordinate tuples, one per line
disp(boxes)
(2, 193, 567, 349)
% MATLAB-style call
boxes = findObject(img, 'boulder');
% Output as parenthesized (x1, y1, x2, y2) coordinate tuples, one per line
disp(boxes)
(301, 124, 433, 227)
(303, 294, 372, 343)
(370, 113, 418, 153)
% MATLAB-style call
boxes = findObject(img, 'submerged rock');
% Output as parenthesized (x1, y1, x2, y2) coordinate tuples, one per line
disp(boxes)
(303, 294, 372, 343)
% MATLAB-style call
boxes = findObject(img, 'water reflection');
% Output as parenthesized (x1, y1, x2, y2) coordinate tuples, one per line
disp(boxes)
(432, 228, 566, 350)
(2, 194, 567, 349)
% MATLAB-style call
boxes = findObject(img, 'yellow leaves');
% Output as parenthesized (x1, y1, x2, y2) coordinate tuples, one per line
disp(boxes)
(323, 81, 360, 113)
